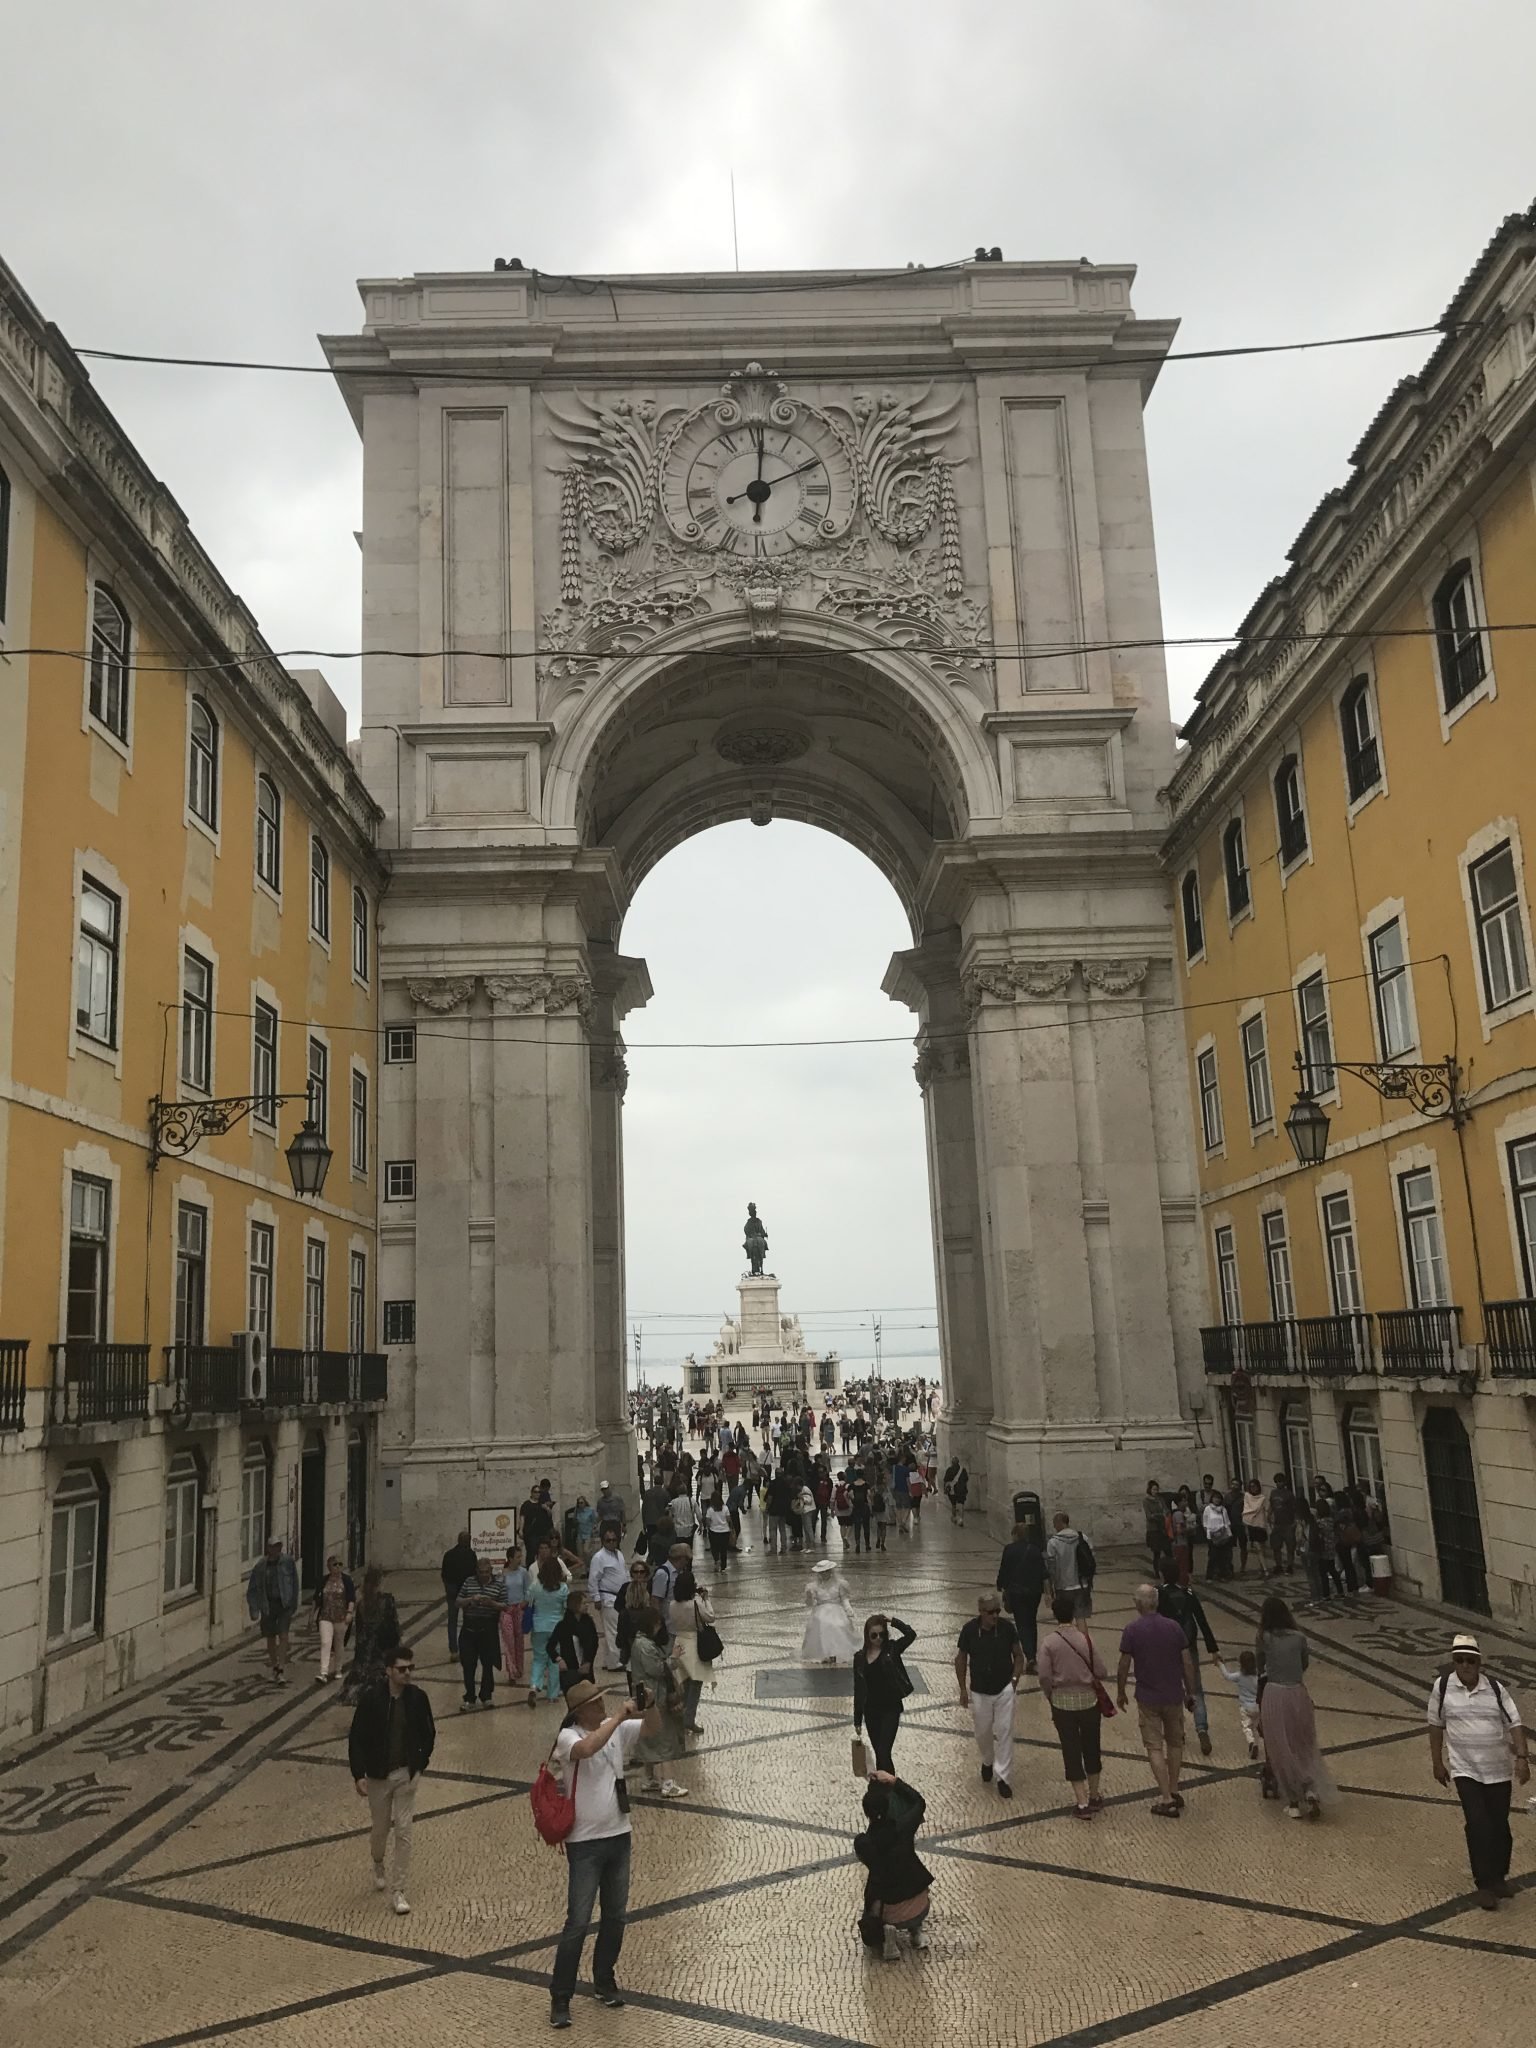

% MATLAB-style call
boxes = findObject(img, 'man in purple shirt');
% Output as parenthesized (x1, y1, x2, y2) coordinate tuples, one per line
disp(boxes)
(1117, 1583, 1197, 1817)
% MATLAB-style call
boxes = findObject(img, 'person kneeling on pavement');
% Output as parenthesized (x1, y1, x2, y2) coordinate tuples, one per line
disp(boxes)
(855, 1770, 933, 1961)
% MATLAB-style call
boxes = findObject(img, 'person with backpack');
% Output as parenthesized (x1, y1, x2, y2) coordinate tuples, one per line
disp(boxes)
(1157, 1565, 1220, 1757)
(1046, 1511, 1095, 1619)
(546, 1681, 646, 2028)
(1427, 1632, 1529, 1911)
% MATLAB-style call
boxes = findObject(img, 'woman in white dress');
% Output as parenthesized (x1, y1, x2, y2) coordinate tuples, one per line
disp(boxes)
(802, 1558, 861, 1664)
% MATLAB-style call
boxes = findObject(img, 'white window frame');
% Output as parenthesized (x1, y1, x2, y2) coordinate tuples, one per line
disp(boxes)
(48, 1464, 106, 1648)
(251, 991, 280, 1132)
(1273, 749, 1310, 873)
(247, 1216, 275, 1345)
(173, 1200, 209, 1348)
(254, 772, 282, 897)
(1261, 1207, 1296, 1322)
(1457, 820, 1536, 1039)
(304, 1232, 327, 1352)
(59, 1143, 120, 1345)
(1493, 1106, 1536, 1301)
(383, 1299, 416, 1346)
(1345, 1405, 1387, 1507)
(384, 1025, 417, 1065)
(185, 693, 220, 839)
(239, 1440, 270, 1566)
(307, 1033, 330, 1141)
(74, 869, 123, 1059)
(309, 833, 331, 947)
(1213, 1222, 1242, 1326)
(65, 1171, 112, 1343)
(85, 580, 132, 753)
(1239, 1005, 1273, 1130)
(1281, 1400, 1316, 1494)
(1363, 906, 1418, 1063)
(1318, 1182, 1364, 1316)
(1426, 543, 1495, 730)
(1392, 1149, 1453, 1309)
(163, 1449, 202, 1600)
(1293, 957, 1338, 1103)
(180, 944, 214, 1095)
(1194, 1039, 1224, 1156)
(1222, 810, 1252, 924)
(1336, 665, 1386, 817)
(384, 1160, 416, 1202)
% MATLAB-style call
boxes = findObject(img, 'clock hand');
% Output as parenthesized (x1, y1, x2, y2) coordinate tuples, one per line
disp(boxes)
(725, 455, 826, 506)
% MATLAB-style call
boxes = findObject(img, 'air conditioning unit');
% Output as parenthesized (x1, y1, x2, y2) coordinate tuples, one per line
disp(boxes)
(235, 1331, 268, 1403)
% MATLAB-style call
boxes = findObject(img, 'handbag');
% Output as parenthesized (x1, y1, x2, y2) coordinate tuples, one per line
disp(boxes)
(1080, 1628, 1117, 1718)
(851, 1737, 869, 1777)
(693, 1602, 724, 1662)
(521, 1601, 535, 1636)
(530, 1738, 579, 1846)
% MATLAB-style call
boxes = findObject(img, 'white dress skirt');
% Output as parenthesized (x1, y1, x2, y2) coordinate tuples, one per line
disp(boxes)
(801, 1579, 860, 1662)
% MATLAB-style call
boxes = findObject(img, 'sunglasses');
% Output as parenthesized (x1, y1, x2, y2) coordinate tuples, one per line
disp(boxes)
(1451, 1653, 1480, 1663)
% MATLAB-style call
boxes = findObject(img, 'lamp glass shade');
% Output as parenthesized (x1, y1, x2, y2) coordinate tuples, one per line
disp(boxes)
(1283, 1088, 1331, 1168)
(285, 1118, 332, 1197)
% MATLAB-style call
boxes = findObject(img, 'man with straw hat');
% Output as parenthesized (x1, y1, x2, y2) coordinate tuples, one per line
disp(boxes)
(1427, 1631, 1529, 1910)
(549, 1679, 645, 2028)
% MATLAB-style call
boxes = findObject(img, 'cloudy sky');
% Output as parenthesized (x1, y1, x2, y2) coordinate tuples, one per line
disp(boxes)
(10, 2, 1535, 1381)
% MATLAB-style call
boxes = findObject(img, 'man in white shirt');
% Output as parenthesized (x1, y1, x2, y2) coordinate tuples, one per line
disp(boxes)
(1427, 1631, 1529, 1910)
(587, 1528, 629, 1672)
(550, 1680, 645, 2028)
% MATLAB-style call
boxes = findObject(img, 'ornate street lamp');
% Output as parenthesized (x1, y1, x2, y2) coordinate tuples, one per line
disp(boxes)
(149, 1093, 333, 1199)
(1282, 1052, 1466, 1168)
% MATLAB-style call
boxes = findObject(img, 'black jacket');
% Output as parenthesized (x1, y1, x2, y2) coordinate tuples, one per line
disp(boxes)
(348, 1681, 436, 1782)
(853, 1620, 916, 1729)
(441, 1541, 478, 1594)
(1158, 1581, 1220, 1658)
(996, 1539, 1045, 1609)
(854, 1779, 933, 1904)
(549, 1609, 598, 1676)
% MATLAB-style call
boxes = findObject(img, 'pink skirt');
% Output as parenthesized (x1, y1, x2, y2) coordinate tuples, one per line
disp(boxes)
(1257, 1683, 1336, 1806)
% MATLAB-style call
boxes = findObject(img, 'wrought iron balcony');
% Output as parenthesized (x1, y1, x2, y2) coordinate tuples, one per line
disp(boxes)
(46, 1342, 151, 1426)
(267, 1348, 388, 1407)
(1377, 1306, 1462, 1376)
(0, 1340, 27, 1432)
(1485, 1300, 1536, 1378)
(1295, 1313, 1375, 1377)
(164, 1345, 242, 1415)
(1200, 1315, 1376, 1379)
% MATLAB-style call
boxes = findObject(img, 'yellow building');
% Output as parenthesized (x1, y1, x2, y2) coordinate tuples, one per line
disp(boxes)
(0, 257, 388, 1745)
(1163, 203, 1536, 1624)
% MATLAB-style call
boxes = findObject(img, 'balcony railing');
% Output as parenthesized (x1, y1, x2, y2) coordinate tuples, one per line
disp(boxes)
(0, 1340, 27, 1432)
(164, 1345, 242, 1414)
(46, 1342, 151, 1426)
(1378, 1305, 1462, 1376)
(1201, 1315, 1375, 1378)
(1201, 1325, 1239, 1374)
(267, 1348, 388, 1406)
(1485, 1300, 1536, 1378)
(1296, 1312, 1375, 1377)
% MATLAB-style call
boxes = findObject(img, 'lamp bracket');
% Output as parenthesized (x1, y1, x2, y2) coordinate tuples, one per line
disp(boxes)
(149, 1093, 310, 1165)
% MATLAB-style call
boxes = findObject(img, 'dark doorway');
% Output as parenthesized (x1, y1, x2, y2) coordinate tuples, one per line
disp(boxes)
(299, 1433, 326, 1593)
(1421, 1407, 1489, 1615)
(346, 1427, 368, 1571)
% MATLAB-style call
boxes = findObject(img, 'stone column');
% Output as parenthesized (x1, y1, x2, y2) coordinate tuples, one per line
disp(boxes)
(587, 944, 651, 1474)
(407, 975, 477, 1447)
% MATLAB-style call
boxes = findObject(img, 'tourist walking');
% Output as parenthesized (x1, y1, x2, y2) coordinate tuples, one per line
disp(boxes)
(1046, 1511, 1094, 1619)
(499, 1546, 531, 1691)
(1167, 1489, 1196, 1587)
(1427, 1632, 1529, 1910)
(1157, 1568, 1220, 1757)
(668, 1563, 718, 1734)
(848, 1462, 873, 1553)
(349, 1642, 435, 1917)
(341, 1565, 401, 1704)
(804, 1557, 861, 1663)
(440, 1529, 477, 1659)
(764, 1466, 793, 1555)
(246, 1538, 300, 1683)
(627, 1608, 688, 1798)
(550, 1586, 600, 1696)
(703, 1490, 733, 1573)
(995, 1520, 1046, 1672)
(873, 1476, 896, 1551)
(1239, 1478, 1268, 1578)
(795, 1479, 819, 1551)
(588, 1526, 629, 1672)
(853, 1610, 916, 1774)
(854, 1772, 933, 1961)
(312, 1557, 356, 1685)
(1255, 1594, 1335, 1819)
(1217, 1650, 1261, 1758)
(615, 1559, 658, 1669)
(457, 1557, 505, 1709)
(954, 1592, 1024, 1799)
(1036, 1592, 1110, 1819)
(548, 1681, 646, 2028)
(1116, 1583, 1196, 1817)
(528, 1552, 570, 1707)
(944, 1460, 969, 1526)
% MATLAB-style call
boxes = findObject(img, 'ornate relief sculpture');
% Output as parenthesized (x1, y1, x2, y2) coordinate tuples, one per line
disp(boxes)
(1081, 958, 1151, 996)
(484, 973, 595, 1028)
(406, 976, 476, 1013)
(960, 959, 1077, 1023)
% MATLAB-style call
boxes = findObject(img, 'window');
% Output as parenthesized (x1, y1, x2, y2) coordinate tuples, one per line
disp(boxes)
(304, 1239, 326, 1351)
(352, 888, 370, 983)
(1433, 560, 1486, 711)
(383, 1300, 416, 1346)
(66, 1174, 111, 1341)
(239, 1441, 270, 1565)
(1296, 973, 1335, 1095)
(88, 585, 130, 739)
(1340, 677, 1381, 801)
(385, 1160, 416, 1202)
(1196, 1047, 1223, 1152)
(255, 775, 282, 890)
(1274, 755, 1308, 865)
(384, 1025, 416, 1064)
(180, 949, 213, 1092)
(48, 1465, 106, 1646)
(1322, 1190, 1363, 1314)
(163, 1449, 201, 1598)
(307, 1037, 329, 1139)
(1510, 1138, 1536, 1297)
(1241, 1013, 1273, 1128)
(1398, 1167, 1451, 1307)
(349, 1249, 367, 1354)
(1281, 1401, 1316, 1494)
(1180, 871, 1204, 959)
(1223, 817, 1251, 917)
(350, 1068, 369, 1176)
(187, 697, 219, 828)
(1345, 1406, 1386, 1508)
(252, 1001, 278, 1126)
(174, 1203, 208, 1347)
(310, 835, 330, 941)
(247, 1220, 274, 1344)
(1469, 843, 1531, 1011)
(1214, 1224, 1241, 1326)
(1262, 1209, 1296, 1321)
(75, 879, 121, 1047)
(0, 461, 10, 621)
(1368, 919, 1415, 1059)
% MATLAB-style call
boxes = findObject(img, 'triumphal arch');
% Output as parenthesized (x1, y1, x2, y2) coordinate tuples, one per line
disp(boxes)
(324, 258, 1203, 1555)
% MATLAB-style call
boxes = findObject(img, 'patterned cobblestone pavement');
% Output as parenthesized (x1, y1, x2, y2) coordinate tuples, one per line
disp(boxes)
(1, 1511, 1533, 2044)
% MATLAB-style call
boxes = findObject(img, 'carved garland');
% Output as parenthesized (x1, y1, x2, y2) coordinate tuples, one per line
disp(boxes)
(406, 976, 476, 1014)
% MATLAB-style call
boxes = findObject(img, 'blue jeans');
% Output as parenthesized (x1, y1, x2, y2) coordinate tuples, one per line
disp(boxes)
(551, 1832, 631, 2004)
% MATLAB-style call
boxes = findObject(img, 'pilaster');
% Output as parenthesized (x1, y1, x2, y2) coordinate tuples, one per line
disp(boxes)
(407, 974, 477, 1445)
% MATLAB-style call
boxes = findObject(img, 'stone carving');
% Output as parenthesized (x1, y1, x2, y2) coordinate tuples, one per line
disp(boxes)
(591, 1045, 629, 1096)
(485, 973, 595, 1028)
(913, 1034, 971, 1089)
(809, 537, 990, 686)
(546, 976, 597, 1028)
(407, 976, 476, 1013)
(713, 720, 811, 768)
(1014, 961, 1077, 998)
(546, 393, 666, 603)
(1082, 958, 1151, 996)
(961, 959, 1076, 1022)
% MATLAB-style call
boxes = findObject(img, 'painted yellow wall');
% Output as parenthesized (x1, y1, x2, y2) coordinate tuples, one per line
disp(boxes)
(3, 498, 380, 1382)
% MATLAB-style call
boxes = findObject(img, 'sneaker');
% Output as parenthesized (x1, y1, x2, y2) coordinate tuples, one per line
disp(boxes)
(372, 1864, 387, 1892)
(550, 2003, 573, 2029)
(392, 1893, 410, 1915)
(595, 1988, 626, 2009)
(659, 1779, 688, 1797)
(882, 1926, 901, 1963)
(980, 1764, 993, 1783)
(460, 1700, 475, 1713)
(997, 1780, 1013, 1800)
(314, 1674, 328, 1686)
(1285, 1803, 1301, 1819)
(912, 1927, 930, 1952)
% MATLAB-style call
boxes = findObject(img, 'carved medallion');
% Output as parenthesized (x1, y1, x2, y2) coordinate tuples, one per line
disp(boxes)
(713, 719, 811, 769)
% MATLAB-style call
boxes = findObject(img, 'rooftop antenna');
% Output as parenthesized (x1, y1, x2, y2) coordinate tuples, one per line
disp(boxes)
(730, 169, 740, 272)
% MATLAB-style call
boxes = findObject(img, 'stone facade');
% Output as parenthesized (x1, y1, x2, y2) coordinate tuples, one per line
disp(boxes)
(326, 258, 1204, 1552)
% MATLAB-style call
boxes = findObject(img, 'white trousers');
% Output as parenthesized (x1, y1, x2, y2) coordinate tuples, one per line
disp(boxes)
(970, 1687, 1016, 1786)
(318, 1616, 343, 1677)
(367, 1768, 416, 1887)
(599, 1600, 622, 1669)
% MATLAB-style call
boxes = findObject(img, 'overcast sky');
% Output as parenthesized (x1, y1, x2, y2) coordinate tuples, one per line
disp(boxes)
(10, 2, 1536, 1382)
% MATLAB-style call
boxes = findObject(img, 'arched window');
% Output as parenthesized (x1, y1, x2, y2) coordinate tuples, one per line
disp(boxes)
(48, 1462, 108, 1645)
(351, 886, 370, 983)
(1180, 869, 1204, 959)
(1432, 560, 1486, 710)
(255, 775, 282, 889)
(164, 1448, 203, 1597)
(89, 584, 131, 739)
(1274, 755, 1308, 866)
(188, 696, 219, 827)
(309, 835, 330, 941)
(1344, 1405, 1385, 1508)
(1222, 817, 1250, 916)
(1339, 677, 1381, 801)
(0, 461, 11, 621)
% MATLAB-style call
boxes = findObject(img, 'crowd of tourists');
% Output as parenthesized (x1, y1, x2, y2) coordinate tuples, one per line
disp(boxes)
(1141, 1468, 1390, 1602)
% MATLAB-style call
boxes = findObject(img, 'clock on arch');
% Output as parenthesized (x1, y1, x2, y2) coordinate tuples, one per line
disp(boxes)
(659, 365, 854, 559)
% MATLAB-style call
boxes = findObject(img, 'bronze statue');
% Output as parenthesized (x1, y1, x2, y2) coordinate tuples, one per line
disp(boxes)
(743, 1202, 769, 1276)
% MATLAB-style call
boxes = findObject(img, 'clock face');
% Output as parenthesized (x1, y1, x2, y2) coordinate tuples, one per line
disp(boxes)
(661, 416, 853, 558)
